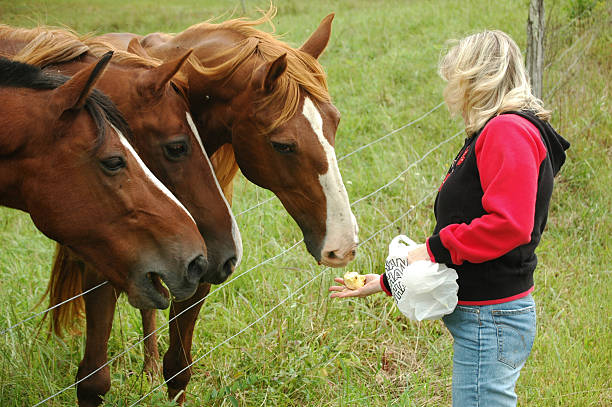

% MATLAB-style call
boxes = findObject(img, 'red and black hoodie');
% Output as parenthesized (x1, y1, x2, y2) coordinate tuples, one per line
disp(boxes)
(382, 111, 570, 305)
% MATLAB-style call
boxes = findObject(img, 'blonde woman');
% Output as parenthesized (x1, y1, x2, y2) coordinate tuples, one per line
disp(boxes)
(330, 30, 570, 406)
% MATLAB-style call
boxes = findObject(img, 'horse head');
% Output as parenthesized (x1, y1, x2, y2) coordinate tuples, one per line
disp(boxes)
(0, 55, 208, 309)
(173, 13, 359, 267)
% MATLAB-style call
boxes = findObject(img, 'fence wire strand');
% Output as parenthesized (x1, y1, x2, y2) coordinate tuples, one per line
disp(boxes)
(338, 101, 445, 162)
(0, 281, 108, 336)
(351, 130, 461, 206)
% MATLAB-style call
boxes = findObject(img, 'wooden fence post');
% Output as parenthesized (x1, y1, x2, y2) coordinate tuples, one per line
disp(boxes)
(527, 0, 545, 99)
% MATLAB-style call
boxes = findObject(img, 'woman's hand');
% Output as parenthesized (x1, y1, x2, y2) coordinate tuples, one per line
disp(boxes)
(407, 243, 430, 263)
(329, 274, 382, 298)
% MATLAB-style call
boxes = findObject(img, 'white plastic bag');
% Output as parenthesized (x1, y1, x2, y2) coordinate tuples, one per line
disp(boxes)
(385, 235, 458, 321)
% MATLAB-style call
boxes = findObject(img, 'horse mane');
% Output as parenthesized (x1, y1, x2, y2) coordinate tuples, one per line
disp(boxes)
(182, 7, 331, 133)
(0, 57, 132, 152)
(84, 37, 190, 89)
(0, 24, 189, 89)
(210, 143, 239, 202)
(84, 37, 163, 68)
(0, 25, 160, 71)
(0, 25, 88, 67)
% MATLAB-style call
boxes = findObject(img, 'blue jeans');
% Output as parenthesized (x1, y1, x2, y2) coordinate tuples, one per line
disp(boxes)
(442, 295, 536, 407)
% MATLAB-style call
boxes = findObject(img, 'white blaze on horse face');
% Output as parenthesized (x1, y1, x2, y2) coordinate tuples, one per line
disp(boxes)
(186, 112, 243, 266)
(302, 97, 359, 264)
(114, 125, 196, 226)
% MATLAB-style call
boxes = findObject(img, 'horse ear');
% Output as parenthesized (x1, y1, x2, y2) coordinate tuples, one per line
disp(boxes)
(51, 51, 112, 113)
(127, 38, 151, 58)
(137, 49, 192, 97)
(299, 13, 334, 59)
(252, 53, 287, 93)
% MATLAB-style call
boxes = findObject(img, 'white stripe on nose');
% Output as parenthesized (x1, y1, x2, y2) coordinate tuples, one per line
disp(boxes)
(113, 124, 196, 225)
(186, 112, 243, 266)
(302, 97, 358, 259)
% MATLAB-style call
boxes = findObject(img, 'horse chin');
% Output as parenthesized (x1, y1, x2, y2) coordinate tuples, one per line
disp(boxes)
(196, 253, 237, 285)
(199, 267, 233, 285)
(303, 231, 357, 268)
(320, 256, 354, 268)
(127, 272, 173, 309)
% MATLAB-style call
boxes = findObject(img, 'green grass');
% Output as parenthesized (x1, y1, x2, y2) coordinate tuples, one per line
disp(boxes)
(1, 0, 610, 406)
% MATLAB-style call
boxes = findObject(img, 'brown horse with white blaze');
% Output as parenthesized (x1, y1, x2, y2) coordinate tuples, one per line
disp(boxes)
(100, 10, 358, 403)
(0, 55, 207, 311)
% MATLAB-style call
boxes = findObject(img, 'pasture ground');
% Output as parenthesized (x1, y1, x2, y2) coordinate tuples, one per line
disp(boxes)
(0, 0, 610, 406)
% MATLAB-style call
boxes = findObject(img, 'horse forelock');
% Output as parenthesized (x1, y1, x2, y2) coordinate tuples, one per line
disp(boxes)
(85, 88, 133, 153)
(184, 12, 331, 134)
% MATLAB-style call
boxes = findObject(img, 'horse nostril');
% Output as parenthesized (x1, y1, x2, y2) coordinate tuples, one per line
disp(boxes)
(187, 255, 207, 282)
(324, 251, 337, 259)
(223, 256, 237, 275)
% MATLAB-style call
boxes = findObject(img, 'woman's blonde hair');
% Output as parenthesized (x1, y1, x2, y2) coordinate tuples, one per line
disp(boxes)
(439, 30, 550, 135)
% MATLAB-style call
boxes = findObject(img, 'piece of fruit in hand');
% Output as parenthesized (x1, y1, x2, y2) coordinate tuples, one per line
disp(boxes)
(343, 271, 366, 290)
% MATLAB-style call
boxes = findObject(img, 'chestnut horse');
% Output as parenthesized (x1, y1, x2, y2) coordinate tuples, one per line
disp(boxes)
(0, 56, 208, 326)
(0, 27, 242, 406)
(101, 9, 358, 403)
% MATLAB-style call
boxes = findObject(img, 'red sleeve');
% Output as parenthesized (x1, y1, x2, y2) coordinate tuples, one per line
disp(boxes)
(431, 115, 548, 265)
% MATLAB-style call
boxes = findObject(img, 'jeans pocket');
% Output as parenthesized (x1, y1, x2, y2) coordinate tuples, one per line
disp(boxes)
(492, 306, 536, 369)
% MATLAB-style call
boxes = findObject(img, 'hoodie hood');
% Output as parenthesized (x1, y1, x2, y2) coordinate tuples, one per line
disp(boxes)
(503, 110, 570, 176)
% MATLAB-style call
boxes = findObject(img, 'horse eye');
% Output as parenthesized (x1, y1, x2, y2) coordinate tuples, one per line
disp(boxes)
(163, 141, 189, 161)
(271, 141, 296, 154)
(100, 156, 126, 175)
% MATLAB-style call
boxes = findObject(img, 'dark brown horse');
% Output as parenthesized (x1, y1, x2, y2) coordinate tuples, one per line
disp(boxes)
(0, 56, 208, 321)
(101, 9, 359, 403)
(0, 26, 242, 407)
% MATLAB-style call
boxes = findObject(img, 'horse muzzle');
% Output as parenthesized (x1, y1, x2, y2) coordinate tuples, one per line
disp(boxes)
(320, 245, 357, 268)
(199, 251, 237, 285)
(127, 254, 208, 309)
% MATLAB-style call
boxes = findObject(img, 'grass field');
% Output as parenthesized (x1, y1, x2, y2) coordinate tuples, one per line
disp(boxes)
(0, 0, 610, 406)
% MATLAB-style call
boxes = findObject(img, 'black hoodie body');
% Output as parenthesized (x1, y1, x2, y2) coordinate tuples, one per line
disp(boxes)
(424, 111, 570, 303)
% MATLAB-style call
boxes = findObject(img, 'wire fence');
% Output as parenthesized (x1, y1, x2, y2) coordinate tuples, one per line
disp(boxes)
(130, 188, 440, 406)
(1, 101, 447, 338)
(21, 104, 459, 405)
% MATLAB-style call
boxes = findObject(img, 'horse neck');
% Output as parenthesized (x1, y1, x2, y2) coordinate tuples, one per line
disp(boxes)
(0, 89, 45, 210)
